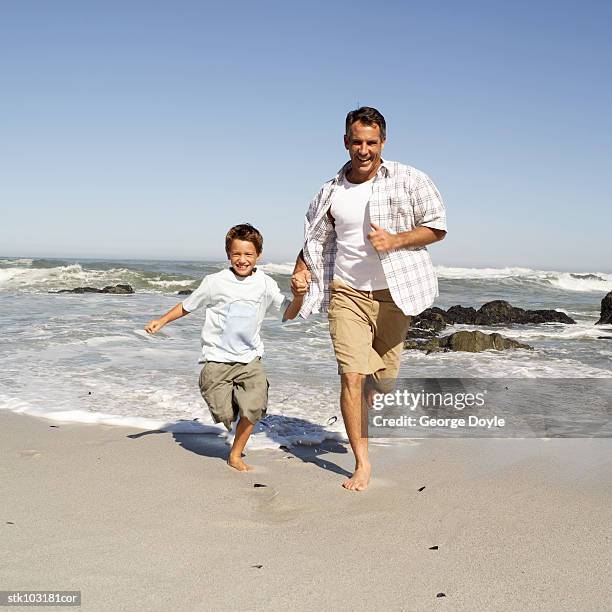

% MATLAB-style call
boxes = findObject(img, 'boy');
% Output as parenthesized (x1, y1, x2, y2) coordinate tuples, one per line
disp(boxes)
(145, 223, 303, 471)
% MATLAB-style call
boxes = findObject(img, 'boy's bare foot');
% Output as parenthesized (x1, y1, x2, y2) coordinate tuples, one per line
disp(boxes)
(227, 455, 254, 472)
(342, 463, 371, 491)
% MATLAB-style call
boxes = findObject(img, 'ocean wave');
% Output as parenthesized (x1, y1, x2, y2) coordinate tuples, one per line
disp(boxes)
(403, 349, 611, 378)
(0, 258, 34, 266)
(450, 321, 608, 342)
(2, 258, 610, 295)
(0, 393, 344, 449)
(257, 262, 294, 275)
(0, 263, 199, 294)
(147, 279, 197, 288)
(436, 266, 612, 293)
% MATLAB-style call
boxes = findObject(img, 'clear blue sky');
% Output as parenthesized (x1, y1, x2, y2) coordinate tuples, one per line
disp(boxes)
(1, 0, 610, 270)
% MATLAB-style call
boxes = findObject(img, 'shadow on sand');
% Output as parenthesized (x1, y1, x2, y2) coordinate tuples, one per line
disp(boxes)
(128, 414, 352, 478)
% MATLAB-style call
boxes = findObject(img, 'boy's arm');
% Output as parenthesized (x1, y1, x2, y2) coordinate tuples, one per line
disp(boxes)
(282, 295, 304, 322)
(291, 250, 311, 296)
(144, 303, 190, 334)
(263, 276, 304, 322)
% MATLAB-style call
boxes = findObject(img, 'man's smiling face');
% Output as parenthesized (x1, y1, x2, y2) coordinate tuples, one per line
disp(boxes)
(344, 120, 386, 183)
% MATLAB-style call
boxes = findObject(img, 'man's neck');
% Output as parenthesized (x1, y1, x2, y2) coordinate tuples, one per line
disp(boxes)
(346, 161, 381, 184)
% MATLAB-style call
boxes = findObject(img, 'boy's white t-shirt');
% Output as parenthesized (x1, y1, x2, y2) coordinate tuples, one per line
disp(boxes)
(182, 268, 286, 364)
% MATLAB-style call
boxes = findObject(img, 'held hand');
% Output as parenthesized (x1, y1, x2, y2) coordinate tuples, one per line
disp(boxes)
(367, 223, 398, 252)
(291, 269, 311, 296)
(144, 319, 165, 334)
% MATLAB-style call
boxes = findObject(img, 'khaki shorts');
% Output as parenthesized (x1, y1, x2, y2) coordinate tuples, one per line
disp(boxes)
(328, 278, 411, 385)
(198, 357, 269, 430)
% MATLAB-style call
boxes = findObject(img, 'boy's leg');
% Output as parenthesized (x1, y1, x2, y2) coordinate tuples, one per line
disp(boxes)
(229, 358, 269, 471)
(227, 417, 255, 471)
(199, 362, 235, 430)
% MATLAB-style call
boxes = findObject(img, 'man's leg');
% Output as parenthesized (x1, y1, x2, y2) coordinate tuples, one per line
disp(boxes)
(340, 372, 371, 491)
(371, 294, 412, 391)
(328, 280, 384, 492)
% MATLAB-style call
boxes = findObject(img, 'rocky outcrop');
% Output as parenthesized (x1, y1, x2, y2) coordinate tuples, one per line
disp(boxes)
(404, 330, 533, 353)
(177, 289, 193, 295)
(414, 300, 575, 326)
(54, 284, 134, 294)
(595, 291, 612, 325)
(439, 330, 532, 352)
(409, 310, 448, 339)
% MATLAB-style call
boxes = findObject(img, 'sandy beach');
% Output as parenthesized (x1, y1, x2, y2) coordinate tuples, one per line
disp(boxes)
(1, 411, 611, 611)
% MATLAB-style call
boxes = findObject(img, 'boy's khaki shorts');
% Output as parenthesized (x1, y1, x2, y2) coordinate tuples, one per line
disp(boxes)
(328, 278, 411, 386)
(199, 357, 269, 430)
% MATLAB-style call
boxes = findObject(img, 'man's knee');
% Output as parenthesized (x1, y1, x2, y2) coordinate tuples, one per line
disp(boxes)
(341, 372, 365, 392)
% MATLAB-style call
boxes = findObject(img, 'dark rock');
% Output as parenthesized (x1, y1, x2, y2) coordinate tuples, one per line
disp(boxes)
(595, 291, 612, 325)
(406, 309, 448, 344)
(54, 284, 134, 295)
(519, 308, 575, 324)
(429, 546, 439, 550)
(178, 289, 193, 295)
(102, 284, 133, 294)
(405, 330, 533, 352)
(424, 300, 575, 325)
(411, 310, 447, 333)
(406, 328, 441, 341)
(253, 483, 267, 488)
(439, 330, 532, 352)
(56, 286, 100, 293)
(476, 300, 522, 323)
(418, 486, 426, 492)
(436, 593, 446, 598)
(403, 338, 445, 353)
(474, 300, 574, 325)
(446, 305, 478, 324)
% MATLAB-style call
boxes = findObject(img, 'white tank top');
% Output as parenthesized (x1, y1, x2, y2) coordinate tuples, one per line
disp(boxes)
(331, 176, 387, 291)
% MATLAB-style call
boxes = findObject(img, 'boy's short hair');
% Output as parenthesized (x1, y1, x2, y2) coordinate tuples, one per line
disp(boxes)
(225, 223, 264, 255)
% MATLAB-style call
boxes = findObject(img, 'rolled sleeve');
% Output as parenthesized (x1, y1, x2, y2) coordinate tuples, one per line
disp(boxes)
(182, 276, 211, 312)
(411, 170, 447, 232)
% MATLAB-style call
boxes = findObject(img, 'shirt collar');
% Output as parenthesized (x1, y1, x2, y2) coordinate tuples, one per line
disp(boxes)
(333, 159, 393, 184)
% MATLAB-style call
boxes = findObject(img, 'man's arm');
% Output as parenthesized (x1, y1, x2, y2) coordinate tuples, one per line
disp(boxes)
(367, 224, 446, 252)
(292, 250, 308, 274)
(144, 303, 190, 334)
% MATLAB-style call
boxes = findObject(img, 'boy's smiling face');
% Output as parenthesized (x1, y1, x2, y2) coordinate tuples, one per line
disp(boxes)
(228, 238, 261, 277)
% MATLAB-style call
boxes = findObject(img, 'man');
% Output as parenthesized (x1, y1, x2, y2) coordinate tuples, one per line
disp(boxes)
(291, 107, 447, 491)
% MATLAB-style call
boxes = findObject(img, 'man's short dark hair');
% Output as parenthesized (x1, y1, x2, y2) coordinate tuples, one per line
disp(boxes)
(225, 223, 263, 255)
(345, 107, 386, 141)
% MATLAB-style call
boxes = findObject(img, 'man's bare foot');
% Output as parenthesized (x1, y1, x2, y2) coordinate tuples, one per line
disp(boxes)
(342, 463, 371, 491)
(227, 455, 254, 472)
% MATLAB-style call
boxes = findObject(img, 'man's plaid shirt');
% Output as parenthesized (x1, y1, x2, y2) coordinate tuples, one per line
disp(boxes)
(299, 159, 447, 318)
